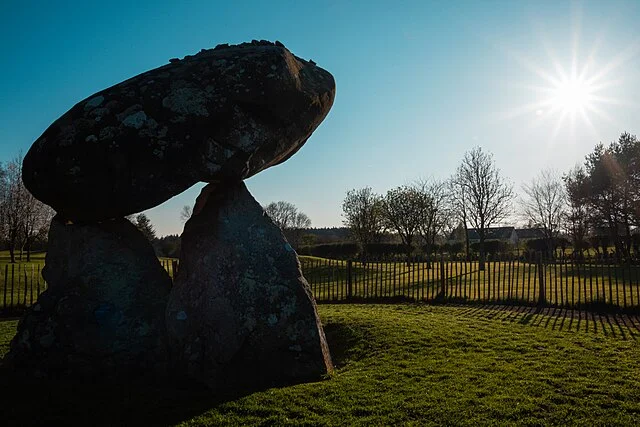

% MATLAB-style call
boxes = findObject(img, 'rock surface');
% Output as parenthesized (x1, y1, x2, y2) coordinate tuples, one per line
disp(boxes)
(166, 182, 332, 389)
(3, 216, 172, 378)
(23, 41, 335, 221)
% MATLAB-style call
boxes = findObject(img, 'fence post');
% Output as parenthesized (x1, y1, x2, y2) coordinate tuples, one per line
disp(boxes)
(30, 265, 34, 306)
(24, 269, 28, 306)
(37, 264, 41, 297)
(537, 254, 546, 306)
(3, 264, 7, 311)
(42, 265, 47, 291)
(172, 260, 179, 278)
(11, 264, 15, 308)
(347, 260, 353, 300)
(440, 255, 446, 298)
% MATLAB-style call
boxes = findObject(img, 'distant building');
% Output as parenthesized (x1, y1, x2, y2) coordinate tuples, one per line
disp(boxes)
(514, 228, 546, 241)
(448, 227, 548, 247)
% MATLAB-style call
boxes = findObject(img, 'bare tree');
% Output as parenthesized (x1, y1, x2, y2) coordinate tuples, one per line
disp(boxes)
(342, 187, 385, 258)
(288, 211, 312, 249)
(452, 147, 513, 270)
(2, 156, 28, 263)
(264, 201, 299, 230)
(0, 162, 7, 245)
(448, 178, 471, 259)
(521, 169, 566, 258)
(414, 178, 450, 263)
(381, 185, 427, 263)
(263, 201, 312, 249)
(180, 205, 193, 223)
(20, 189, 54, 261)
(0, 156, 54, 261)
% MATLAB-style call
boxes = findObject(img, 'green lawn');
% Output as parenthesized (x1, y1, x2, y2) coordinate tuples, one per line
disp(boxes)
(0, 249, 47, 263)
(1, 304, 639, 426)
(301, 256, 640, 310)
(0, 250, 47, 311)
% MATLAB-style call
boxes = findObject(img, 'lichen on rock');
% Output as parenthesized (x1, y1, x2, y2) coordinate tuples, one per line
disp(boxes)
(166, 182, 332, 389)
(3, 217, 172, 379)
(22, 42, 335, 222)
(9, 40, 335, 392)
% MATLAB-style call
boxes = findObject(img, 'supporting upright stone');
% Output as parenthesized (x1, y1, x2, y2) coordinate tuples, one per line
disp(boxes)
(166, 182, 332, 390)
(4, 217, 172, 379)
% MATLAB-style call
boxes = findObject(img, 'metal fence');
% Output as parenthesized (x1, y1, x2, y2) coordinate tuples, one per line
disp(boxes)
(301, 255, 640, 312)
(2, 254, 640, 316)
(0, 263, 46, 316)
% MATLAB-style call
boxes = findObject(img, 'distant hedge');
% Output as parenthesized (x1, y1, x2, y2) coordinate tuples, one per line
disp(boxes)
(523, 237, 571, 253)
(297, 242, 448, 259)
(297, 242, 359, 259)
(470, 240, 514, 254)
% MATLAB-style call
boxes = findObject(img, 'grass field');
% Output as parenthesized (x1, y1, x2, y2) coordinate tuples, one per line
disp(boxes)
(0, 251, 47, 310)
(300, 256, 640, 311)
(1, 304, 639, 425)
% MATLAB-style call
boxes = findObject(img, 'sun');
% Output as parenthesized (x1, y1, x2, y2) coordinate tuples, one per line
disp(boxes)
(495, 6, 637, 141)
(550, 76, 594, 114)
(498, 49, 620, 139)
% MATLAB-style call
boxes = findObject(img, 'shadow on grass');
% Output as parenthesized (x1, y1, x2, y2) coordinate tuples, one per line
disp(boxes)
(0, 306, 30, 318)
(319, 299, 640, 341)
(0, 363, 339, 427)
(322, 319, 374, 369)
(0, 371, 268, 427)
(0, 322, 360, 427)
(432, 302, 640, 340)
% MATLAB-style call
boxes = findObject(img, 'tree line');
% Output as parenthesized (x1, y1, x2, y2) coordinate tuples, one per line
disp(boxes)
(341, 132, 640, 267)
(0, 154, 54, 262)
(563, 132, 640, 262)
(342, 146, 512, 269)
(6, 131, 635, 266)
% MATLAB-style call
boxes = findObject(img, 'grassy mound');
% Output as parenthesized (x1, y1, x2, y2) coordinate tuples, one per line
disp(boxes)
(1, 304, 639, 426)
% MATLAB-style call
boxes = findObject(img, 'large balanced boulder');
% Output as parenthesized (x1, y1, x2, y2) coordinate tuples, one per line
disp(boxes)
(23, 41, 335, 221)
(166, 182, 332, 390)
(3, 216, 172, 379)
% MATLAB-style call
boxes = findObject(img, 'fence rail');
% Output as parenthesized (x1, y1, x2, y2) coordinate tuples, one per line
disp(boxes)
(2, 255, 640, 316)
(301, 255, 640, 312)
(0, 263, 47, 316)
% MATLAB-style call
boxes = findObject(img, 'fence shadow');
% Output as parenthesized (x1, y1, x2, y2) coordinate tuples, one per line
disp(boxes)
(444, 303, 640, 340)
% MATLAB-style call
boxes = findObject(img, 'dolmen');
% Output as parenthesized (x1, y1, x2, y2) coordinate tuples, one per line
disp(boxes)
(4, 40, 334, 389)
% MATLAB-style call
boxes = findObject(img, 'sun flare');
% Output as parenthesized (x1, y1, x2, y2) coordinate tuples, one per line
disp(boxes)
(550, 77, 594, 114)
(497, 6, 637, 141)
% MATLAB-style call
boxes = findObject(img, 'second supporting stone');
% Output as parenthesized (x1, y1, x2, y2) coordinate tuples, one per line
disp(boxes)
(166, 182, 332, 390)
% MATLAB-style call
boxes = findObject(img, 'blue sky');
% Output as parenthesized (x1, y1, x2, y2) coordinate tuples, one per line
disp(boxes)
(1, 0, 639, 236)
